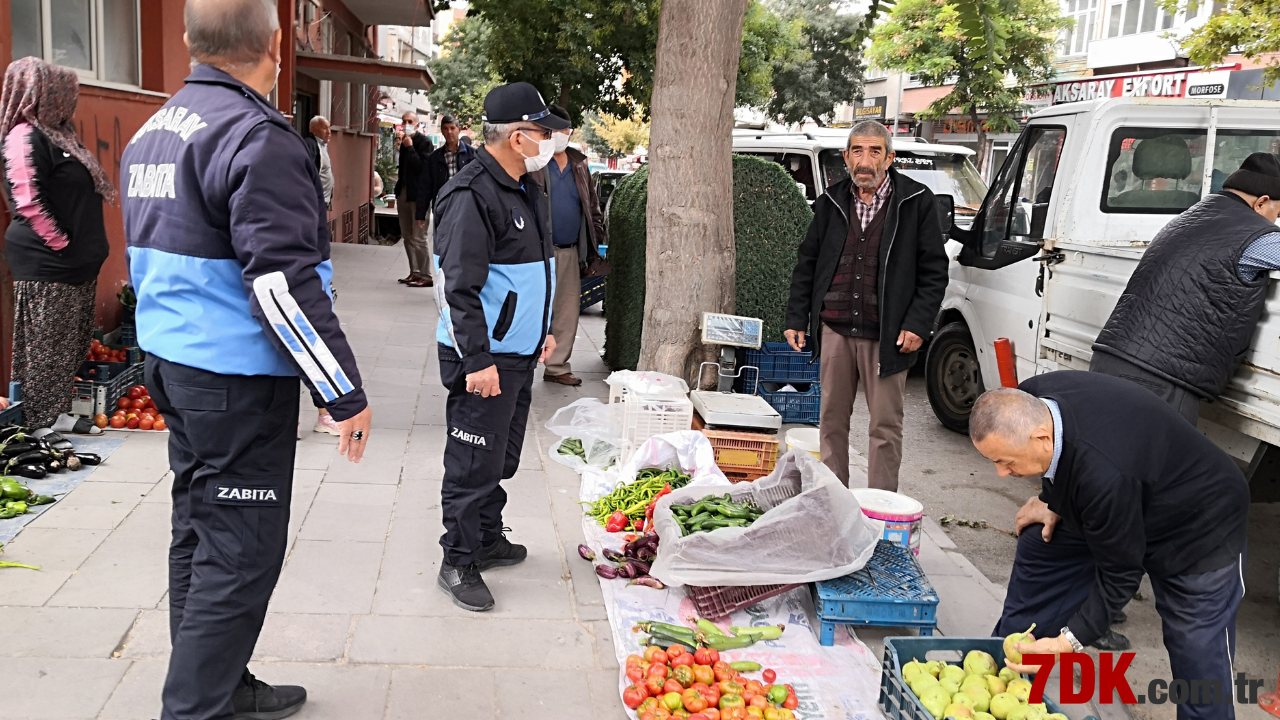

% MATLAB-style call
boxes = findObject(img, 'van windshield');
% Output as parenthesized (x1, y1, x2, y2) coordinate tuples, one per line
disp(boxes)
(819, 149, 986, 218)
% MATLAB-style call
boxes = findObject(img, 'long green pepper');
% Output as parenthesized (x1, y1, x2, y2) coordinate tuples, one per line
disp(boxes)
(581, 467, 690, 527)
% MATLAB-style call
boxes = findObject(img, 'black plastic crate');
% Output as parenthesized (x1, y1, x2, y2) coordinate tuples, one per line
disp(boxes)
(814, 541, 938, 645)
(580, 275, 607, 311)
(880, 636, 1093, 720)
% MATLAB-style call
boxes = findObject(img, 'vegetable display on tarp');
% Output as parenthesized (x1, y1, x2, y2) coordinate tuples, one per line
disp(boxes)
(584, 467, 691, 532)
(0, 427, 102, 481)
(649, 451, 879, 587)
(546, 397, 625, 471)
(0, 477, 55, 518)
(583, 532, 666, 588)
(670, 493, 765, 535)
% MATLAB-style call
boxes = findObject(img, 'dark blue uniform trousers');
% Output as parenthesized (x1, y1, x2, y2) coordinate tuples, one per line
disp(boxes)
(996, 524, 1245, 720)
(146, 356, 299, 720)
(438, 348, 535, 566)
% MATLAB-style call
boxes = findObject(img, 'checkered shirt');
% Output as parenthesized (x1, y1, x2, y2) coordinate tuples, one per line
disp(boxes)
(854, 174, 892, 230)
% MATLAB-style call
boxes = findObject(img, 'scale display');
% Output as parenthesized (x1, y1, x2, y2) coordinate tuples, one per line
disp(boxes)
(701, 313, 763, 348)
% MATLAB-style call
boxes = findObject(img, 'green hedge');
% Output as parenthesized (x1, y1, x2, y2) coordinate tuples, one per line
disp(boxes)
(603, 154, 814, 371)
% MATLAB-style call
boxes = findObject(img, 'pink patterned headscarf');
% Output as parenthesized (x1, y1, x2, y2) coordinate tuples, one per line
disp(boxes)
(0, 57, 117, 205)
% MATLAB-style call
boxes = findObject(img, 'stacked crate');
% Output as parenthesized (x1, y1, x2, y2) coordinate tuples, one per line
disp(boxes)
(739, 342, 821, 424)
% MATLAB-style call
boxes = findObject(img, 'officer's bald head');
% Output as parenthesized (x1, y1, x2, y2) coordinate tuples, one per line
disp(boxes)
(185, 0, 280, 69)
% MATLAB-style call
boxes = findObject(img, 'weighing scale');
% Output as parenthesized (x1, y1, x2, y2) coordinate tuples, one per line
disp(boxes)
(690, 312, 782, 432)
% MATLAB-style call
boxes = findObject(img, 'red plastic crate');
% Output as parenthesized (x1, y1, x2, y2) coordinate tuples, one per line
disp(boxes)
(686, 583, 803, 620)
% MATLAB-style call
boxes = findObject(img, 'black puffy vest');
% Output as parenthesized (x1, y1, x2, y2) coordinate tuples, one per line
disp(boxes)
(1093, 192, 1277, 399)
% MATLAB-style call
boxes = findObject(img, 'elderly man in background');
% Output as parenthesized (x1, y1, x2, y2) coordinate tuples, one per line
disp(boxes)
(419, 114, 477, 222)
(395, 111, 433, 287)
(539, 104, 607, 387)
(971, 373, 1248, 720)
(303, 115, 333, 208)
(783, 120, 948, 491)
(122, 0, 372, 716)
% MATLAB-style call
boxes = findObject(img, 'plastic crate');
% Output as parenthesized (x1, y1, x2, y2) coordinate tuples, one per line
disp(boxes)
(692, 413, 778, 482)
(609, 381, 694, 464)
(120, 320, 137, 347)
(580, 274, 607, 312)
(686, 583, 804, 620)
(813, 540, 939, 645)
(741, 342, 819, 383)
(71, 363, 144, 417)
(880, 636, 1092, 720)
(756, 382, 821, 425)
(0, 382, 23, 426)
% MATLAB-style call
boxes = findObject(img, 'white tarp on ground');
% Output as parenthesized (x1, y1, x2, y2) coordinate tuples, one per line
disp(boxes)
(577, 436, 886, 720)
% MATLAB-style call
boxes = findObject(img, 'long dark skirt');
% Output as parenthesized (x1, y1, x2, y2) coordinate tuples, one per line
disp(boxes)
(11, 279, 97, 428)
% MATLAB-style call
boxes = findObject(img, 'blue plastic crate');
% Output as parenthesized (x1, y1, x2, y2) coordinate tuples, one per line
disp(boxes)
(756, 381, 821, 424)
(741, 342, 819, 383)
(580, 275, 607, 311)
(0, 382, 23, 427)
(814, 541, 939, 645)
(880, 636, 1095, 720)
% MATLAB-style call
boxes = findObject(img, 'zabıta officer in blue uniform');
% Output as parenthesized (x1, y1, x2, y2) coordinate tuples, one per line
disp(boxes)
(432, 82, 566, 611)
(121, 0, 371, 717)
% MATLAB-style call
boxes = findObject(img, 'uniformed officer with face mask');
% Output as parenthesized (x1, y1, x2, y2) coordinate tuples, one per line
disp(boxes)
(431, 82, 566, 611)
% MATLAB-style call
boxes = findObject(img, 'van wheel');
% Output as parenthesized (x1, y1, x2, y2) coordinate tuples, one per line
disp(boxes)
(926, 322, 985, 434)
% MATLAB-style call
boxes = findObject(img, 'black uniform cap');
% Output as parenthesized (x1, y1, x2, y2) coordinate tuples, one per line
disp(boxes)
(483, 82, 571, 130)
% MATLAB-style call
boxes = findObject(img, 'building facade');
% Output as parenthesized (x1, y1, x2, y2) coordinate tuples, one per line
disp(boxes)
(0, 0, 433, 383)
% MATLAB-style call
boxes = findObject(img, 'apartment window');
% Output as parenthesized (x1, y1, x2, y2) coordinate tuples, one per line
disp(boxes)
(1060, 0, 1097, 56)
(11, 0, 139, 85)
(1106, 0, 1176, 37)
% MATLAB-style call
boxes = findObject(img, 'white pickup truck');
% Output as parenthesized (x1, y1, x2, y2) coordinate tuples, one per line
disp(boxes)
(926, 97, 1280, 499)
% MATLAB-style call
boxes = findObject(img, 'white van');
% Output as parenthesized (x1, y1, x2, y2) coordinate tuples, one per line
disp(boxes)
(731, 129, 988, 229)
(928, 97, 1280, 487)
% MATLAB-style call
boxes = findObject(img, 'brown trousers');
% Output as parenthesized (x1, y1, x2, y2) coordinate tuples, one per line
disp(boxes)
(397, 191, 429, 277)
(545, 246, 580, 375)
(818, 325, 908, 490)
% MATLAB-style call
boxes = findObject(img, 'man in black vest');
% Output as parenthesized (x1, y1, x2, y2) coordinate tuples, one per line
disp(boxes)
(971, 373, 1249, 720)
(1092, 152, 1280, 424)
(784, 120, 948, 491)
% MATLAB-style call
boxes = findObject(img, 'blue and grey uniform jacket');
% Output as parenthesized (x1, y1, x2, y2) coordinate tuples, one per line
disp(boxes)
(433, 147, 555, 373)
(120, 65, 367, 421)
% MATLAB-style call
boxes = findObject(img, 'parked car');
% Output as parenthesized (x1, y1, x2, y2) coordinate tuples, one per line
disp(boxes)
(592, 169, 633, 213)
(731, 129, 988, 229)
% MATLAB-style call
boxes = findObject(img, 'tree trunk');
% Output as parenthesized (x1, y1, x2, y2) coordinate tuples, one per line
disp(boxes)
(639, 0, 748, 384)
(558, 83, 571, 111)
(971, 107, 988, 177)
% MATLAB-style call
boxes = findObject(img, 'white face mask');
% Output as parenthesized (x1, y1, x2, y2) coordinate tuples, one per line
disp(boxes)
(516, 131, 556, 172)
(553, 132, 571, 154)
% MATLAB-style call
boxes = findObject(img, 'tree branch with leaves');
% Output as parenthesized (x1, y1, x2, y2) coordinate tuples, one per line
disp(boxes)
(1160, 0, 1280, 85)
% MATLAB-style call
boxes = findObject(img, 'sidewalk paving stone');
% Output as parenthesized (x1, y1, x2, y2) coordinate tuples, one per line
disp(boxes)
(271, 539, 386, 614)
(23, 481, 153, 531)
(47, 502, 171, 609)
(0, 657, 129, 720)
(97, 659, 166, 720)
(348, 615, 595, 668)
(0, 607, 137, 658)
(384, 668, 496, 720)
(297, 482, 397, 543)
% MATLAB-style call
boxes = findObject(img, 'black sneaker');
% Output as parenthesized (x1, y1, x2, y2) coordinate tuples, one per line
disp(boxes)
(477, 529, 528, 570)
(1090, 629, 1132, 651)
(232, 671, 307, 720)
(438, 562, 495, 612)
(1112, 609, 1128, 625)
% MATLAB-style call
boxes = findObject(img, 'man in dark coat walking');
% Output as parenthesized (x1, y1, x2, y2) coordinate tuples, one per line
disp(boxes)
(784, 120, 949, 490)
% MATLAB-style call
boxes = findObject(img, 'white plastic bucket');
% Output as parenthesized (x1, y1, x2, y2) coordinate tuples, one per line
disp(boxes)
(852, 488, 924, 555)
(785, 427, 821, 459)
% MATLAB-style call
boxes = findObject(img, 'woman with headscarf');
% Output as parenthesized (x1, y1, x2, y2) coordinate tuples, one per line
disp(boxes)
(1, 58, 115, 428)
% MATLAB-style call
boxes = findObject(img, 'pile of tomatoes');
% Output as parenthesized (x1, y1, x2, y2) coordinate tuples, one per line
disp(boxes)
(624, 644, 800, 720)
(94, 385, 167, 431)
(86, 339, 130, 364)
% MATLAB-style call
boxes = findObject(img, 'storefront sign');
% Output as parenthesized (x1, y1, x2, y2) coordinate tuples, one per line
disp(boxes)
(855, 96, 888, 121)
(1185, 70, 1230, 99)
(1049, 71, 1199, 103)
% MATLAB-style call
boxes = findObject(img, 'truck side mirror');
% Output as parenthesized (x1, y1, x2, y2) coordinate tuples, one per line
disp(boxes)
(934, 194, 955, 232)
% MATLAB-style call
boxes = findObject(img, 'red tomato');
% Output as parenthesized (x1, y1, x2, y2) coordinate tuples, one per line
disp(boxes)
(670, 652, 694, 668)
(129, 384, 146, 395)
(713, 661, 733, 682)
(647, 664, 669, 681)
(694, 648, 719, 666)
(624, 684, 650, 709)
(627, 654, 645, 667)
(693, 664, 715, 686)
(703, 710, 721, 720)
(117, 397, 132, 410)
(749, 695, 768, 709)
(783, 695, 798, 710)
(140, 396, 152, 407)
(702, 686, 721, 707)
(132, 397, 147, 409)
(153, 417, 167, 431)
(645, 647, 668, 665)
(139, 416, 155, 431)
(126, 417, 140, 429)
(90, 339, 102, 348)
(762, 669, 776, 685)
(744, 681, 764, 696)
(663, 678, 684, 696)
(682, 688, 709, 713)
(627, 664, 646, 683)
(645, 675, 666, 698)
(93, 414, 108, 429)
(128, 386, 144, 399)
(689, 715, 711, 720)
(109, 416, 126, 429)
(666, 644, 688, 659)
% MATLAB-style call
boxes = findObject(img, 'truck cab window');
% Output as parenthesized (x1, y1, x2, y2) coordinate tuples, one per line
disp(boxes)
(980, 127, 1066, 257)
(1102, 129, 1280, 213)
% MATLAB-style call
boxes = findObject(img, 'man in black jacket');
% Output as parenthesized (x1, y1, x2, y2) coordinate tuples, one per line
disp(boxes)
(972, 372, 1248, 720)
(784, 120, 948, 490)
(417, 114, 476, 221)
(1092, 151, 1280, 424)
(393, 111, 433, 287)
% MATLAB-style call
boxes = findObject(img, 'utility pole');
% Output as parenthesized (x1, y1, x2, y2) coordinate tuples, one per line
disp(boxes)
(892, 72, 905, 136)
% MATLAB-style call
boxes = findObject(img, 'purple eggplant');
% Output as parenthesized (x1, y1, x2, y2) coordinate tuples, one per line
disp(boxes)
(629, 559, 652, 576)
(595, 564, 619, 579)
(629, 577, 665, 590)
(618, 561, 639, 579)
(602, 547, 626, 563)
(577, 544, 596, 561)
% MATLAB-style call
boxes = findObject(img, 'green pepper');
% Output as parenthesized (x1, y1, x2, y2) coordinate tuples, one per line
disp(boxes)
(0, 478, 27, 501)
(717, 503, 754, 519)
(0, 509, 16, 519)
(5, 501, 28, 514)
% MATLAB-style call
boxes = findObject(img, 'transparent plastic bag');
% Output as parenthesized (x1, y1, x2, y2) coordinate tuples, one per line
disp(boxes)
(604, 370, 690, 399)
(649, 450, 879, 587)
(546, 398, 624, 471)
(578, 430, 729, 504)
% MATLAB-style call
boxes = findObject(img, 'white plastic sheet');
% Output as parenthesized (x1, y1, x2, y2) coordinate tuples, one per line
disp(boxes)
(545, 398, 624, 471)
(604, 369, 690, 399)
(578, 430, 729, 505)
(649, 450, 880, 587)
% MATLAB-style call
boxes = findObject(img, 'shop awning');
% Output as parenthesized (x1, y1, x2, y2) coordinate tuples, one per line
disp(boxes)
(340, 0, 432, 28)
(295, 51, 433, 92)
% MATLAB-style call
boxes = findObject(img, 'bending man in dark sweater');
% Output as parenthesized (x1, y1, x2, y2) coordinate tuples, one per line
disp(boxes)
(971, 371, 1248, 720)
